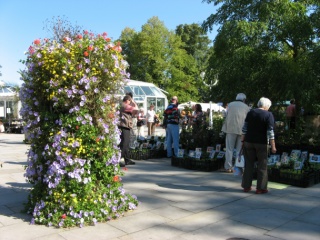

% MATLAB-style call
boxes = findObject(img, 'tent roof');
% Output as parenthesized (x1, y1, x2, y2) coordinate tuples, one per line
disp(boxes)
(178, 102, 225, 112)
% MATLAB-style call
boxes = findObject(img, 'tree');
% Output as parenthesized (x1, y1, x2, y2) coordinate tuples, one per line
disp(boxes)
(120, 17, 201, 102)
(175, 24, 213, 101)
(202, 0, 320, 112)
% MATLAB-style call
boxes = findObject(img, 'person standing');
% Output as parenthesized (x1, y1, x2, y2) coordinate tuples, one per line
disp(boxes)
(191, 104, 204, 127)
(126, 92, 138, 138)
(241, 97, 276, 194)
(163, 96, 180, 158)
(286, 99, 296, 129)
(137, 108, 145, 137)
(0, 121, 5, 133)
(146, 105, 156, 136)
(119, 95, 138, 165)
(221, 93, 250, 173)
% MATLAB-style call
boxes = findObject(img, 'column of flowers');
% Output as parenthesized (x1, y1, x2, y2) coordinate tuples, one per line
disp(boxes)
(19, 31, 138, 228)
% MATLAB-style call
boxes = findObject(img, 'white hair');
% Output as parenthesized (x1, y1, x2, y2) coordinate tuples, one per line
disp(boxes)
(257, 97, 272, 109)
(236, 93, 246, 101)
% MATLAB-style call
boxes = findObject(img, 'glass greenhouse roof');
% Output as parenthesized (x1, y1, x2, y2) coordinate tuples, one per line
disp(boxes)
(119, 80, 167, 98)
(0, 86, 14, 94)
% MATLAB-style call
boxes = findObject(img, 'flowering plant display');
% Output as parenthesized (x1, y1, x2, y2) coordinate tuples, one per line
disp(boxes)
(19, 31, 138, 228)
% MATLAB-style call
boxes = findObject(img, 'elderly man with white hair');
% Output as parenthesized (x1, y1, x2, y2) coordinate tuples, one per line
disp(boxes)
(241, 97, 276, 194)
(221, 93, 250, 173)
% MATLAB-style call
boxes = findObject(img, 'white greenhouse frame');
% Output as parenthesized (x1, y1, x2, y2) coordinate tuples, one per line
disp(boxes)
(119, 79, 168, 115)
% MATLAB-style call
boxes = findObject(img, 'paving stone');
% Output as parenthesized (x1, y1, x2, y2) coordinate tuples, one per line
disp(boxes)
(0, 133, 319, 240)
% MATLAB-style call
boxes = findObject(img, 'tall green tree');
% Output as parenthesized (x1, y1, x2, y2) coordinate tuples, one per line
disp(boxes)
(202, 0, 319, 112)
(175, 24, 213, 102)
(120, 17, 200, 102)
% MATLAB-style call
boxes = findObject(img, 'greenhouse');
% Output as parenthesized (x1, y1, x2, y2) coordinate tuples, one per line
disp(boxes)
(0, 81, 21, 120)
(119, 79, 169, 114)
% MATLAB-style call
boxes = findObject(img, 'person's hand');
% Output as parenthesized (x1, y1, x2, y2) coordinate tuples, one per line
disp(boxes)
(271, 146, 277, 154)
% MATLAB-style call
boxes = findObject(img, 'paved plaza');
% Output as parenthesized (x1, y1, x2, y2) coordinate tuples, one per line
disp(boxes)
(0, 133, 320, 240)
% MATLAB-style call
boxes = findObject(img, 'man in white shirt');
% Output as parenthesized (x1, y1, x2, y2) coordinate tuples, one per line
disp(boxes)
(146, 105, 156, 136)
(221, 93, 250, 173)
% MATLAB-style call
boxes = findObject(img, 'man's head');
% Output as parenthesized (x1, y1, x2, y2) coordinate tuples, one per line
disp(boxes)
(236, 93, 246, 102)
(257, 97, 272, 110)
(171, 96, 178, 103)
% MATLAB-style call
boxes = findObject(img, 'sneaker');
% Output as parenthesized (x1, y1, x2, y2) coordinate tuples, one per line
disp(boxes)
(125, 159, 136, 165)
(255, 189, 268, 194)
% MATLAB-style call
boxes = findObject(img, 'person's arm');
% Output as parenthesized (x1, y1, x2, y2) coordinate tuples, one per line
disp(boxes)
(241, 121, 247, 142)
(267, 113, 277, 153)
(269, 139, 276, 153)
(124, 103, 137, 113)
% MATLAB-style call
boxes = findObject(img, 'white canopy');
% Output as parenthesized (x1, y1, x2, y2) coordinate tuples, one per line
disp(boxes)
(178, 101, 225, 112)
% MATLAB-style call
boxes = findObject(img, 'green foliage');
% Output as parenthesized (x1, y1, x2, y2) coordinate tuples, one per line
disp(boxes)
(179, 112, 224, 150)
(202, 0, 320, 109)
(120, 18, 213, 103)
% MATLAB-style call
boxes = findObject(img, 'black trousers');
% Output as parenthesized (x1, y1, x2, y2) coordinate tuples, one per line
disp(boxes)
(242, 142, 268, 190)
(287, 117, 296, 129)
(119, 127, 131, 161)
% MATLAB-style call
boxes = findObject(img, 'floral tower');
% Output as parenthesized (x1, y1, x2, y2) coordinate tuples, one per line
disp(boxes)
(19, 31, 138, 227)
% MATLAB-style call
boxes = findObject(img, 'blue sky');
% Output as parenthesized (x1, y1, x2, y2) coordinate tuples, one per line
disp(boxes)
(0, 0, 218, 86)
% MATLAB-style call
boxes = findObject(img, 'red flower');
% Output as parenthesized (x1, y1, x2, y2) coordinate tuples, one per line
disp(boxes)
(113, 176, 119, 182)
(102, 32, 107, 37)
(84, 30, 88, 35)
(105, 38, 111, 42)
(113, 46, 122, 52)
(76, 126, 79, 130)
(113, 42, 122, 52)
(61, 214, 67, 219)
(34, 39, 40, 45)
(84, 51, 89, 57)
(77, 34, 83, 39)
(96, 137, 100, 142)
(87, 45, 93, 51)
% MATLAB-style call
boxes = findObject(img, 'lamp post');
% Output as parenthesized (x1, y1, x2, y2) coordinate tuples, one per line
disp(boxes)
(201, 72, 219, 128)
